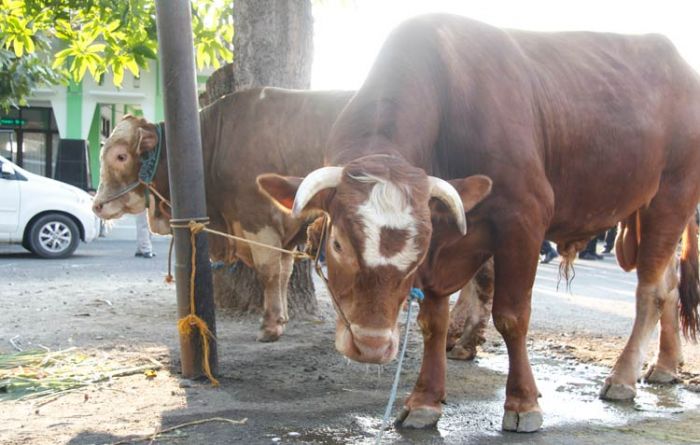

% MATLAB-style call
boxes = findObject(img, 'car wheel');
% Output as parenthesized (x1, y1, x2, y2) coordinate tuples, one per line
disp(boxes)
(28, 214, 80, 259)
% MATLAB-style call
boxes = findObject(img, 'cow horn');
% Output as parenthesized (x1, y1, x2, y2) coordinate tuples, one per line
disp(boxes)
(428, 176, 467, 235)
(292, 166, 343, 216)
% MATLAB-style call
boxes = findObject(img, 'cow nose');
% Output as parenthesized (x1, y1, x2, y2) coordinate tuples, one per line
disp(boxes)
(350, 325, 394, 358)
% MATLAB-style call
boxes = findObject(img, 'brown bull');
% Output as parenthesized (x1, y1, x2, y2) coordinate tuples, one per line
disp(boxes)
(259, 15, 700, 432)
(93, 88, 353, 341)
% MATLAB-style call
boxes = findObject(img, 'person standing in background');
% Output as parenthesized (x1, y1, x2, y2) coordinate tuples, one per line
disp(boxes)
(135, 209, 155, 258)
(540, 240, 559, 264)
(579, 236, 603, 260)
(603, 226, 617, 254)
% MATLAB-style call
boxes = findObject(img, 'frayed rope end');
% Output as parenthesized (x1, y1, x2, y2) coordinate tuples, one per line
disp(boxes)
(177, 314, 219, 387)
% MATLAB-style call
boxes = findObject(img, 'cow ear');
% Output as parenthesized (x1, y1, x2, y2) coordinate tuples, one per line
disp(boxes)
(137, 126, 158, 155)
(257, 174, 334, 216)
(257, 174, 303, 212)
(450, 175, 492, 212)
(430, 175, 492, 219)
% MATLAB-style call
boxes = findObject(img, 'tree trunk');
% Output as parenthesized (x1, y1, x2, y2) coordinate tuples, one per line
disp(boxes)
(208, 0, 317, 319)
(232, 0, 313, 90)
(446, 259, 494, 361)
(212, 259, 317, 319)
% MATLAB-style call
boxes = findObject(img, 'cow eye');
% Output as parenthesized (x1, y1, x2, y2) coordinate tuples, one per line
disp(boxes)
(117, 154, 127, 162)
(333, 239, 342, 253)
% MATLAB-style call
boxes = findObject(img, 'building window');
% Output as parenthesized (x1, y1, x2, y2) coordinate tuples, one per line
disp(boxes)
(0, 107, 59, 178)
(101, 116, 111, 138)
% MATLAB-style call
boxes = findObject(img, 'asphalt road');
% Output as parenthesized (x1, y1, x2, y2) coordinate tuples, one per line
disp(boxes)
(1, 236, 634, 335)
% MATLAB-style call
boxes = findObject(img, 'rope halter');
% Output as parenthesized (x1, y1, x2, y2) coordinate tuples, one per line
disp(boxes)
(95, 123, 164, 207)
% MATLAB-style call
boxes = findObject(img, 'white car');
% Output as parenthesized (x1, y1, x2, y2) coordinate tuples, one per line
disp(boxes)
(0, 155, 101, 258)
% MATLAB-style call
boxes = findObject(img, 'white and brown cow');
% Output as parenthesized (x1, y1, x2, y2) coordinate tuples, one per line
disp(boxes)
(259, 15, 700, 432)
(93, 87, 353, 342)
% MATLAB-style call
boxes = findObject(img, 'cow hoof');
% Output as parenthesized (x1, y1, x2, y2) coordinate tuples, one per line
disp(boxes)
(599, 381, 636, 400)
(447, 344, 477, 361)
(395, 406, 441, 429)
(502, 409, 543, 432)
(257, 326, 283, 342)
(644, 365, 679, 384)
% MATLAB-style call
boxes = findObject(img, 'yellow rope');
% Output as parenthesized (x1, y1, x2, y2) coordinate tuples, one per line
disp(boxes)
(200, 225, 311, 260)
(143, 181, 315, 387)
(165, 236, 175, 283)
(165, 211, 316, 388)
(147, 182, 311, 260)
(171, 220, 219, 386)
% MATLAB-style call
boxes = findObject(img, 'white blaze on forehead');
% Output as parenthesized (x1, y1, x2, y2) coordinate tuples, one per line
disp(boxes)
(352, 174, 420, 271)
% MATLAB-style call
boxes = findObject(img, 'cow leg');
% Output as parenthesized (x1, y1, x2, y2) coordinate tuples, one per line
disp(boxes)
(645, 258, 683, 383)
(447, 259, 494, 361)
(446, 282, 481, 360)
(492, 239, 542, 432)
(396, 291, 449, 429)
(601, 271, 673, 398)
(601, 191, 694, 399)
(278, 251, 294, 323)
(244, 227, 288, 342)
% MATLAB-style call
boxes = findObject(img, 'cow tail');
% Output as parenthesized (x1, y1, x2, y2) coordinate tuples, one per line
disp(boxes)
(679, 215, 700, 341)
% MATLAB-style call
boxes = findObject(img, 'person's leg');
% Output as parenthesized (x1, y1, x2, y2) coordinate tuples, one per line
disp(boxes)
(603, 226, 617, 253)
(540, 241, 558, 264)
(579, 237, 601, 260)
(135, 210, 154, 257)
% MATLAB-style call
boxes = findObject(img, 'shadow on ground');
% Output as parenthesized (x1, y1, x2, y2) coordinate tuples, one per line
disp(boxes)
(65, 312, 700, 445)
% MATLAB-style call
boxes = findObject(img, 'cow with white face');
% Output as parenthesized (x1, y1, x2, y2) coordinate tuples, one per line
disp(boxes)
(259, 14, 700, 433)
(259, 155, 492, 364)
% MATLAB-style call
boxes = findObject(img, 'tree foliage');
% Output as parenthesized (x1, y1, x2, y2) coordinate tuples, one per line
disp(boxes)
(0, 0, 233, 110)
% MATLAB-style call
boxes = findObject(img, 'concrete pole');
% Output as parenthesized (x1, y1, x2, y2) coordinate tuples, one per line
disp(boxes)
(154, 0, 218, 379)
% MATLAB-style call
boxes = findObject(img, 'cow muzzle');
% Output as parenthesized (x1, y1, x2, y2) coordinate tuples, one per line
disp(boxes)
(335, 323, 399, 364)
(92, 200, 124, 220)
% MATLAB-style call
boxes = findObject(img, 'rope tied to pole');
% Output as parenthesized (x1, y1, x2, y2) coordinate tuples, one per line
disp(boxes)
(163, 210, 318, 387)
(170, 218, 219, 387)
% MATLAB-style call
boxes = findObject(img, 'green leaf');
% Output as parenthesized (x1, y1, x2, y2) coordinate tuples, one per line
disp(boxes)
(24, 36, 35, 54)
(77, 59, 89, 80)
(113, 65, 124, 87)
(125, 59, 139, 77)
(13, 41, 24, 58)
(87, 43, 106, 54)
(132, 43, 156, 60)
(106, 19, 121, 33)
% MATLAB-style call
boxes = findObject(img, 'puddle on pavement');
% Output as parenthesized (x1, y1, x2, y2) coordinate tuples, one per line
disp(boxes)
(277, 348, 700, 444)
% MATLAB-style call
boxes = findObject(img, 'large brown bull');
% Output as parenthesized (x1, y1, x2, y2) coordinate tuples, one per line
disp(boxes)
(259, 15, 700, 432)
(93, 88, 353, 341)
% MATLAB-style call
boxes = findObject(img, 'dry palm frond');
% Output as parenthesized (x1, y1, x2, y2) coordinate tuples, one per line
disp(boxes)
(0, 348, 162, 401)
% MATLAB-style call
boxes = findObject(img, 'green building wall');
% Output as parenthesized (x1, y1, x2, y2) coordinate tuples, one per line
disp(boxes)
(87, 106, 101, 189)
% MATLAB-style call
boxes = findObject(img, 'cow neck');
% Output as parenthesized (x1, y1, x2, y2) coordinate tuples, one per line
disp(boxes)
(148, 122, 172, 217)
(329, 133, 418, 167)
(327, 104, 437, 172)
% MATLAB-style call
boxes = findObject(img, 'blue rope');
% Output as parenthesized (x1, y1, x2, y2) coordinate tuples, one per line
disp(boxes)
(210, 261, 226, 270)
(375, 287, 424, 444)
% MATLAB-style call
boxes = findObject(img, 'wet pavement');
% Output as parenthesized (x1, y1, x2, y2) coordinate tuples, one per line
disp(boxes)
(273, 344, 700, 445)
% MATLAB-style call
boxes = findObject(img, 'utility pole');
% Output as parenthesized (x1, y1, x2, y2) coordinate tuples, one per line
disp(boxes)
(154, 0, 218, 379)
